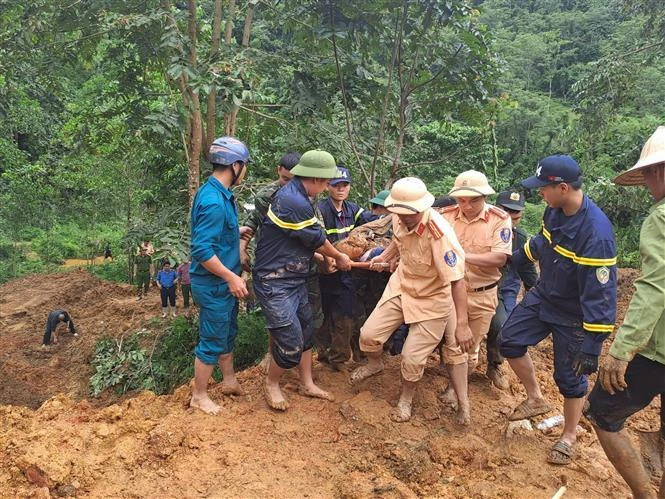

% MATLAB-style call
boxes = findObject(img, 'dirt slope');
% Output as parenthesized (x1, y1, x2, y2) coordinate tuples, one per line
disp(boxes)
(0, 268, 661, 498)
(0, 270, 159, 408)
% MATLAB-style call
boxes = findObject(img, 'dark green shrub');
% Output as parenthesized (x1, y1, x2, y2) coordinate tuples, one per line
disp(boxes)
(89, 311, 268, 397)
(89, 332, 154, 396)
(87, 255, 130, 283)
(234, 310, 269, 370)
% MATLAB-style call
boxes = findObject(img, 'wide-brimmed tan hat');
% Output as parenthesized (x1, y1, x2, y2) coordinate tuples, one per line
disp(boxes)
(615, 126, 665, 186)
(384, 177, 435, 214)
(449, 170, 495, 197)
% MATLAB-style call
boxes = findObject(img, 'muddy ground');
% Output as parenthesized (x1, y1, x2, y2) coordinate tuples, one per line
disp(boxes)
(0, 268, 661, 498)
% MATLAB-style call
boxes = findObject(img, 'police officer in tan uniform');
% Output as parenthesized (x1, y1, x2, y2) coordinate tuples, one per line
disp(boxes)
(440, 171, 512, 391)
(350, 177, 473, 423)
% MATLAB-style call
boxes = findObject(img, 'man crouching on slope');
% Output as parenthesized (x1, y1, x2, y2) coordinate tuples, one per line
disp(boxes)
(350, 177, 474, 423)
(252, 150, 352, 411)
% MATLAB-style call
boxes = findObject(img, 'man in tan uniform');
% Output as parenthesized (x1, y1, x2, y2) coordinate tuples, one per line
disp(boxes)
(350, 177, 473, 423)
(440, 170, 512, 392)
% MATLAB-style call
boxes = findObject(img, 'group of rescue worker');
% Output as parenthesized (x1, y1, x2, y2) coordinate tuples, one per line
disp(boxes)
(188, 127, 665, 498)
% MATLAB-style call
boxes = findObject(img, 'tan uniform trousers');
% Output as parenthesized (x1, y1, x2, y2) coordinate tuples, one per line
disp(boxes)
(360, 295, 450, 382)
(444, 287, 498, 366)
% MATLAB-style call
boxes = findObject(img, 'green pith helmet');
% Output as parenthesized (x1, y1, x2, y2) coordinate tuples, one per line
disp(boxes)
(369, 190, 390, 206)
(290, 150, 337, 178)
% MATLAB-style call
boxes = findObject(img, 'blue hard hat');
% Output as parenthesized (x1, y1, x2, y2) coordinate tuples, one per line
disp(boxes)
(209, 136, 251, 166)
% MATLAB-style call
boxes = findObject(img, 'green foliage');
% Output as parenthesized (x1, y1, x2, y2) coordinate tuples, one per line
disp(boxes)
(90, 311, 268, 397)
(233, 310, 269, 371)
(89, 332, 153, 397)
(87, 255, 130, 283)
(519, 201, 546, 238)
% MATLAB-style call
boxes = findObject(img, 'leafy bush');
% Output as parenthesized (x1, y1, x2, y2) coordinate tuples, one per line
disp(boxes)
(519, 201, 546, 237)
(90, 311, 268, 397)
(89, 332, 153, 396)
(32, 223, 85, 263)
(87, 255, 130, 283)
(150, 315, 199, 394)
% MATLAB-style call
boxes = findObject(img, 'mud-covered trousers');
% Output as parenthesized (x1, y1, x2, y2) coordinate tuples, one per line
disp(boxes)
(253, 276, 313, 369)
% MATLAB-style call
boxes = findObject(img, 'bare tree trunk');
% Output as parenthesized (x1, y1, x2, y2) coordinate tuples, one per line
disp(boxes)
(187, 0, 203, 206)
(205, 0, 223, 154)
(369, 10, 401, 195)
(224, 1, 256, 137)
(223, 0, 238, 136)
(329, 0, 370, 185)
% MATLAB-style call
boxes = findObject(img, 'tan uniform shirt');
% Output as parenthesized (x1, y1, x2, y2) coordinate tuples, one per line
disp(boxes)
(441, 203, 512, 289)
(137, 242, 155, 256)
(380, 208, 465, 324)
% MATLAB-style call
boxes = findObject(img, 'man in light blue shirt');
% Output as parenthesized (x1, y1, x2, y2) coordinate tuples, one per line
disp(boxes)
(189, 136, 250, 415)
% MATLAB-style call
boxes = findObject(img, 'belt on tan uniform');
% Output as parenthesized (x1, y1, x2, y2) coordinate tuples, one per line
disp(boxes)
(469, 281, 499, 293)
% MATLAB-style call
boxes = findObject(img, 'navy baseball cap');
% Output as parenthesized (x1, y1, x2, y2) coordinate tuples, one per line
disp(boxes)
(522, 155, 581, 189)
(329, 167, 352, 186)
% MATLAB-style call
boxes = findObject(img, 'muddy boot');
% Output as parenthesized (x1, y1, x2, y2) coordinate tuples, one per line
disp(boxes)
(171, 306, 177, 318)
(161, 307, 167, 318)
(329, 317, 354, 370)
(486, 363, 509, 390)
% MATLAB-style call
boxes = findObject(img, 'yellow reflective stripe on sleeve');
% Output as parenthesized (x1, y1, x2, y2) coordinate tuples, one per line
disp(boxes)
(524, 239, 535, 262)
(325, 225, 355, 235)
(583, 322, 614, 333)
(267, 205, 318, 231)
(552, 245, 617, 267)
(541, 222, 617, 267)
(354, 208, 364, 221)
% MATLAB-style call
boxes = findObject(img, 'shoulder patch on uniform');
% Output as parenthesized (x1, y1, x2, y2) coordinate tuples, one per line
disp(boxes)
(441, 205, 458, 213)
(596, 266, 610, 284)
(500, 227, 511, 243)
(489, 205, 509, 219)
(427, 219, 444, 239)
(444, 250, 458, 267)
(416, 223, 426, 236)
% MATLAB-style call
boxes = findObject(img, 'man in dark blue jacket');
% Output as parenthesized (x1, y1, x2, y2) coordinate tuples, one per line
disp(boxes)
(316, 167, 375, 370)
(253, 150, 352, 411)
(499, 155, 617, 465)
(42, 310, 77, 348)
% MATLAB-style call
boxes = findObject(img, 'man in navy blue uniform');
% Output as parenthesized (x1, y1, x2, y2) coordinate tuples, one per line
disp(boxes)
(189, 136, 251, 415)
(499, 155, 617, 465)
(253, 150, 352, 411)
(316, 166, 375, 370)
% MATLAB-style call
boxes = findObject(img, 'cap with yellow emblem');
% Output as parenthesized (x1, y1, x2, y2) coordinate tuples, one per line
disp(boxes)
(495, 190, 526, 212)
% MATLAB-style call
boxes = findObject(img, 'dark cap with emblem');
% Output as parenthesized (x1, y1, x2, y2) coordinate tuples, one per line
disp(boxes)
(522, 154, 581, 189)
(496, 190, 525, 211)
(329, 166, 352, 186)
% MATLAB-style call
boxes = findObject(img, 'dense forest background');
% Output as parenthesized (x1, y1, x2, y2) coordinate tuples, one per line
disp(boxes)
(1, 0, 664, 282)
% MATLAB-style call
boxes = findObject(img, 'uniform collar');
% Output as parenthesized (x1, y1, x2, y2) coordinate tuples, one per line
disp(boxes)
(456, 202, 489, 223)
(400, 209, 430, 237)
(290, 177, 309, 198)
(207, 175, 233, 200)
(556, 195, 589, 238)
